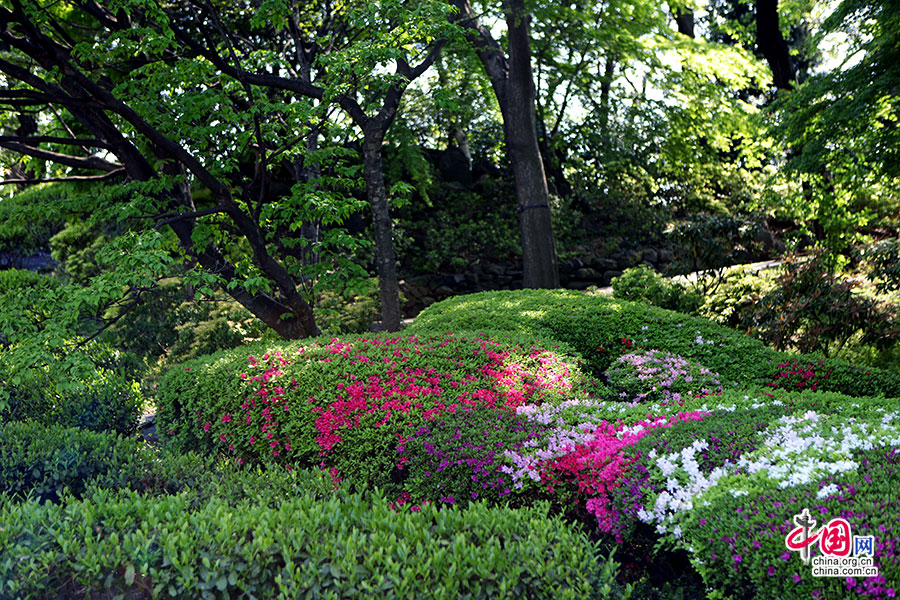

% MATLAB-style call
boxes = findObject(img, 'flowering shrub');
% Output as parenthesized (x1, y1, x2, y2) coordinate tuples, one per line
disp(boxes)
(536, 411, 709, 539)
(403, 407, 549, 506)
(767, 360, 831, 392)
(683, 447, 900, 600)
(409, 289, 900, 397)
(605, 350, 722, 405)
(157, 333, 594, 488)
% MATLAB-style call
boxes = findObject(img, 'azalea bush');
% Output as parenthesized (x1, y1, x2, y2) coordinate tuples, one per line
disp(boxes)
(767, 360, 832, 392)
(605, 350, 723, 405)
(409, 289, 900, 397)
(156, 332, 597, 489)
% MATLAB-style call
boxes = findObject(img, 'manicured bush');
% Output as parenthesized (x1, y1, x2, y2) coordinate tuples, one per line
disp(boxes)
(403, 406, 551, 508)
(605, 350, 722, 404)
(408, 289, 900, 397)
(0, 485, 626, 600)
(156, 332, 597, 488)
(682, 446, 900, 600)
(0, 422, 210, 502)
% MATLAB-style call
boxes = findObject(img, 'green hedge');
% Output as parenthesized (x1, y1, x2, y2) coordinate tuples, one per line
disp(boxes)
(0, 422, 351, 505)
(0, 422, 216, 502)
(407, 290, 900, 398)
(0, 486, 624, 600)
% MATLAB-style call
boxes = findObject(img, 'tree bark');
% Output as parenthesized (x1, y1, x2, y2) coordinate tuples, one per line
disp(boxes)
(362, 130, 403, 332)
(599, 55, 615, 140)
(756, 0, 795, 89)
(505, 0, 559, 288)
(674, 10, 695, 38)
(452, 0, 560, 288)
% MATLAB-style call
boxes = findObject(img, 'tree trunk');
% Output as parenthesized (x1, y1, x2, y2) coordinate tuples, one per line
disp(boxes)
(362, 131, 403, 332)
(503, 0, 559, 288)
(674, 10, 695, 38)
(599, 55, 615, 140)
(163, 173, 319, 339)
(756, 0, 795, 89)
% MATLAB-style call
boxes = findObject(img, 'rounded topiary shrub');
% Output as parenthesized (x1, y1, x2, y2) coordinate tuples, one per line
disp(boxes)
(408, 289, 900, 398)
(156, 332, 597, 489)
(605, 349, 723, 405)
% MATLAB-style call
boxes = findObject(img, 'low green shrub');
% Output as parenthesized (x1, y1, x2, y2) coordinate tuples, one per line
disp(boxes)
(0, 421, 346, 505)
(407, 289, 900, 397)
(0, 358, 143, 435)
(1, 367, 143, 436)
(0, 486, 625, 600)
(611, 266, 701, 314)
(0, 422, 200, 502)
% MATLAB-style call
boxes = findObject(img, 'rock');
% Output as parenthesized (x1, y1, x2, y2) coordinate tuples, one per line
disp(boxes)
(602, 270, 623, 287)
(434, 285, 454, 297)
(641, 248, 658, 264)
(139, 413, 157, 443)
(755, 227, 776, 251)
(421, 296, 436, 306)
(452, 273, 466, 286)
(471, 158, 500, 180)
(614, 251, 641, 270)
(659, 249, 675, 263)
(591, 257, 618, 272)
(559, 261, 574, 275)
(574, 267, 601, 280)
(484, 264, 504, 277)
(566, 280, 592, 290)
(437, 147, 472, 186)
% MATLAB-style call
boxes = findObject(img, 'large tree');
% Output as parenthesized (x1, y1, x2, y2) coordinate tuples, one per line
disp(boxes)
(450, 0, 559, 288)
(0, 0, 449, 339)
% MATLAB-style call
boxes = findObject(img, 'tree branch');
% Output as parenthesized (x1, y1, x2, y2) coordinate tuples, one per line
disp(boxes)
(0, 135, 109, 147)
(0, 140, 122, 171)
(153, 205, 226, 228)
(167, 15, 370, 127)
(0, 169, 125, 185)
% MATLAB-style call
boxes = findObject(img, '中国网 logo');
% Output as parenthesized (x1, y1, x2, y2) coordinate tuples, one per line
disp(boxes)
(785, 508, 879, 578)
